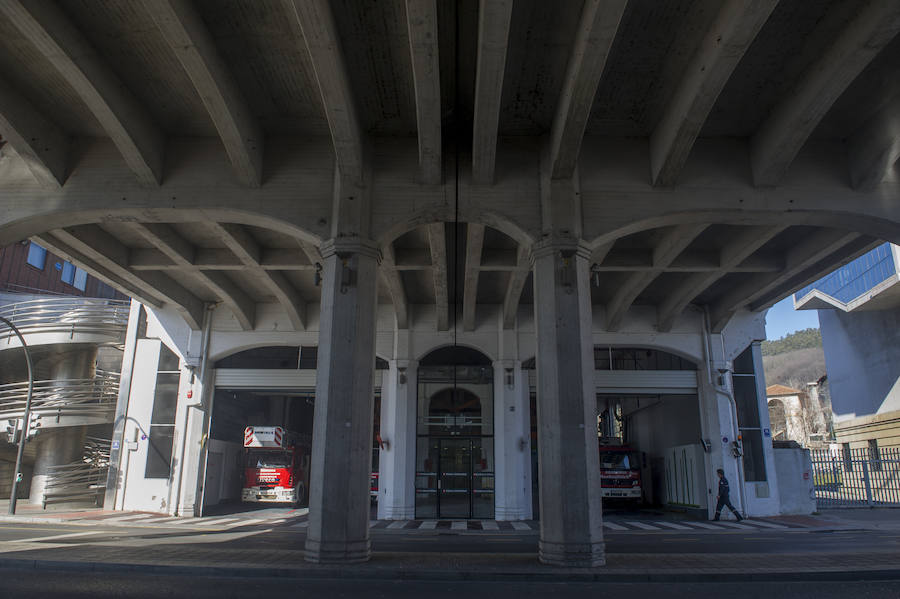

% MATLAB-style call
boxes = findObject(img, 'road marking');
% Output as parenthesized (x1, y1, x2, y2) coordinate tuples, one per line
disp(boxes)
(228, 518, 264, 527)
(138, 517, 184, 525)
(268, 519, 286, 524)
(744, 519, 788, 529)
(716, 521, 757, 530)
(420, 520, 438, 530)
(451, 521, 467, 530)
(6, 530, 102, 544)
(387, 520, 408, 529)
(195, 517, 240, 526)
(684, 522, 722, 530)
(602, 521, 628, 531)
(510, 522, 531, 531)
(654, 521, 693, 530)
(625, 521, 661, 531)
(481, 521, 499, 530)
(96, 514, 157, 523)
(369, 521, 377, 528)
(291, 521, 309, 529)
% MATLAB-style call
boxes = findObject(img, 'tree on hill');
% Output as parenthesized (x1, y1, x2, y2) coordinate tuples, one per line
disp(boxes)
(761, 327, 822, 356)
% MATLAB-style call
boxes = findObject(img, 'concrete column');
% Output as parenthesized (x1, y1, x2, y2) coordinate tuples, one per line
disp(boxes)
(377, 359, 418, 520)
(305, 239, 380, 564)
(493, 360, 532, 520)
(30, 347, 97, 504)
(532, 240, 604, 567)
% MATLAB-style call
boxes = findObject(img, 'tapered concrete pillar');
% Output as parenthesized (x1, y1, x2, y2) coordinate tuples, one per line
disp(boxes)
(377, 359, 418, 520)
(305, 239, 380, 564)
(532, 240, 605, 566)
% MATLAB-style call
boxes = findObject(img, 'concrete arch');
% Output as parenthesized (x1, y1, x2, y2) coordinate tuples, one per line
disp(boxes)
(595, 343, 704, 368)
(416, 343, 496, 365)
(374, 205, 537, 250)
(586, 209, 900, 250)
(0, 206, 323, 248)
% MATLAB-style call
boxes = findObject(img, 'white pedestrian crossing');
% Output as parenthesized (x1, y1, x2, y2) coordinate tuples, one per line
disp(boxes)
(624, 521, 661, 531)
(98, 514, 157, 523)
(420, 520, 438, 530)
(195, 517, 240, 527)
(387, 520, 408, 529)
(291, 521, 310, 529)
(510, 521, 531, 531)
(451, 521, 467, 530)
(715, 521, 757, 530)
(602, 521, 628, 531)
(685, 521, 724, 530)
(653, 521, 693, 530)
(481, 521, 499, 530)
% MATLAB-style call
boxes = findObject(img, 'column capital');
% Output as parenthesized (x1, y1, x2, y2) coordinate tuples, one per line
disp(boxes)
(320, 237, 382, 262)
(531, 238, 592, 262)
(492, 359, 519, 370)
(390, 358, 419, 370)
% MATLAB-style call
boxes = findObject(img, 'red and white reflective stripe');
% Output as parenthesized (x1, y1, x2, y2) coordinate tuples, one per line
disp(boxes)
(244, 427, 254, 444)
(274, 427, 283, 446)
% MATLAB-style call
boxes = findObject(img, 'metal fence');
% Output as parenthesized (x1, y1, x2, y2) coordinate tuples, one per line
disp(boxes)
(0, 372, 119, 422)
(41, 437, 110, 508)
(811, 447, 900, 508)
(0, 297, 130, 342)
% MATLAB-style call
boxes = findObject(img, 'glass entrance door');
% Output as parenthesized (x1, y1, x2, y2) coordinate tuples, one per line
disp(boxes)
(439, 439, 471, 518)
(415, 438, 494, 519)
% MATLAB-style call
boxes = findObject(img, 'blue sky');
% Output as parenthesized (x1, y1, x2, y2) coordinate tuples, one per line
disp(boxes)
(764, 296, 819, 341)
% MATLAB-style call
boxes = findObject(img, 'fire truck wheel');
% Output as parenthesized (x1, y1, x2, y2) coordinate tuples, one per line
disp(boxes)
(293, 482, 305, 506)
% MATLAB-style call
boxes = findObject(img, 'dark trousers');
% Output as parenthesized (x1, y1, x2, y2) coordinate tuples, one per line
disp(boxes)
(714, 495, 741, 519)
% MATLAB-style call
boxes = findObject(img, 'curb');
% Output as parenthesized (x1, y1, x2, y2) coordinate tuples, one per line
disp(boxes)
(1, 557, 899, 583)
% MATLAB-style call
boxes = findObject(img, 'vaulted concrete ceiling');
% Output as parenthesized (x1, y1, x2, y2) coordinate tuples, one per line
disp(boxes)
(0, 0, 898, 333)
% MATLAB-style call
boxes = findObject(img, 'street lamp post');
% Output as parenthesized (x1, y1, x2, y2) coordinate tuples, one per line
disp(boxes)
(1, 315, 35, 515)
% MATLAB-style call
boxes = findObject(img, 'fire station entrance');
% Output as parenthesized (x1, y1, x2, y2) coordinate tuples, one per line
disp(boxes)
(415, 347, 494, 519)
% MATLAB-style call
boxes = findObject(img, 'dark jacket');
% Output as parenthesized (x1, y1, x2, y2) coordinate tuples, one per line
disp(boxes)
(718, 475, 730, 498)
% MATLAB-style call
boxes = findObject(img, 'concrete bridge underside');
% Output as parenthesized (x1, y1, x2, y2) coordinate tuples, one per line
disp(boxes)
(0, 0, 899, 566)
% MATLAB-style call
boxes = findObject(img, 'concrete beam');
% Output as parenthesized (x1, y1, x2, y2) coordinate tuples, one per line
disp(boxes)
(605, 223, 705, 331)
(0, 0, 165, 186)
(471, 0, 513, 185)
(128, 222, 255, 330)
(650, 0, 778, 186)
(285, 0, 364, 183)
(709, 228, 862, 330)
(52, 226, 204, 328)
(548, 0, 627, 180)
(848, 94, 900, 191)
(406, 0, 441, 185)
(145, 0, 263, 187)
(129, 247, 315, 271)
(33, 232, 165, 309)
(211, 222, 305, 329)
(656, 225, 785, 331)
(501, 244, 531, 330)
(0, 75, 68, 188)
(427, 222, 449, 331)
(751, 1, 900, 187)
(381, 244, 409, 329)
(594, 249, 782, 272)
(462, 223, 485, 331)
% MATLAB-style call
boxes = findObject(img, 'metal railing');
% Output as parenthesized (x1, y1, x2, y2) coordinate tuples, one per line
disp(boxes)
(0, 297, 130, 344)
(42, 437, 110, 508)
(811, 447, 900, 508)
(0, 372, 119, 422)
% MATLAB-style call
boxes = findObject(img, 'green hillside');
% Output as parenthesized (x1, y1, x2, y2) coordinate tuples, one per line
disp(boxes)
(761, 328, 822, 356)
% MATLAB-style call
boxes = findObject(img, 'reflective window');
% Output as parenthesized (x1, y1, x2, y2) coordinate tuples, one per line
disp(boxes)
(795, 243, 895, 304)
(733, 346, 766, 482)
(594, 347, 697, 371)
(26, 242, 47, 270)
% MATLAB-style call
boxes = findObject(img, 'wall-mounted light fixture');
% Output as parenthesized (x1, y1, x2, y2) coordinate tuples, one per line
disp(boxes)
(505, 367, 514, 388)
(314, 263, 323, 286)
(338, 254, 353, 294)
(398, 367, 407, 385)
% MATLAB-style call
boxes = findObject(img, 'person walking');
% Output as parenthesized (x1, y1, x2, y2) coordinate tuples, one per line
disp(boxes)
(714, 468, 743, 521)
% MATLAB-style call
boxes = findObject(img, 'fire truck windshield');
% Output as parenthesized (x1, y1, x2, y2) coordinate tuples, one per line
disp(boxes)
(599, 451, 638, 470)
(247, 450, 292, 468)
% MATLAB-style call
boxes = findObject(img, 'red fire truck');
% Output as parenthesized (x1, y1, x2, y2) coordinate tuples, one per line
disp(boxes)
(598, 442, 643, 501)
(241, 426, 309, 505)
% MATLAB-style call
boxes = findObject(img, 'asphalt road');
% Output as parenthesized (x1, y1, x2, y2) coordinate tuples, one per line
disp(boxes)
(1, 520, 899, 557)
(1, 569, 899, 599)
